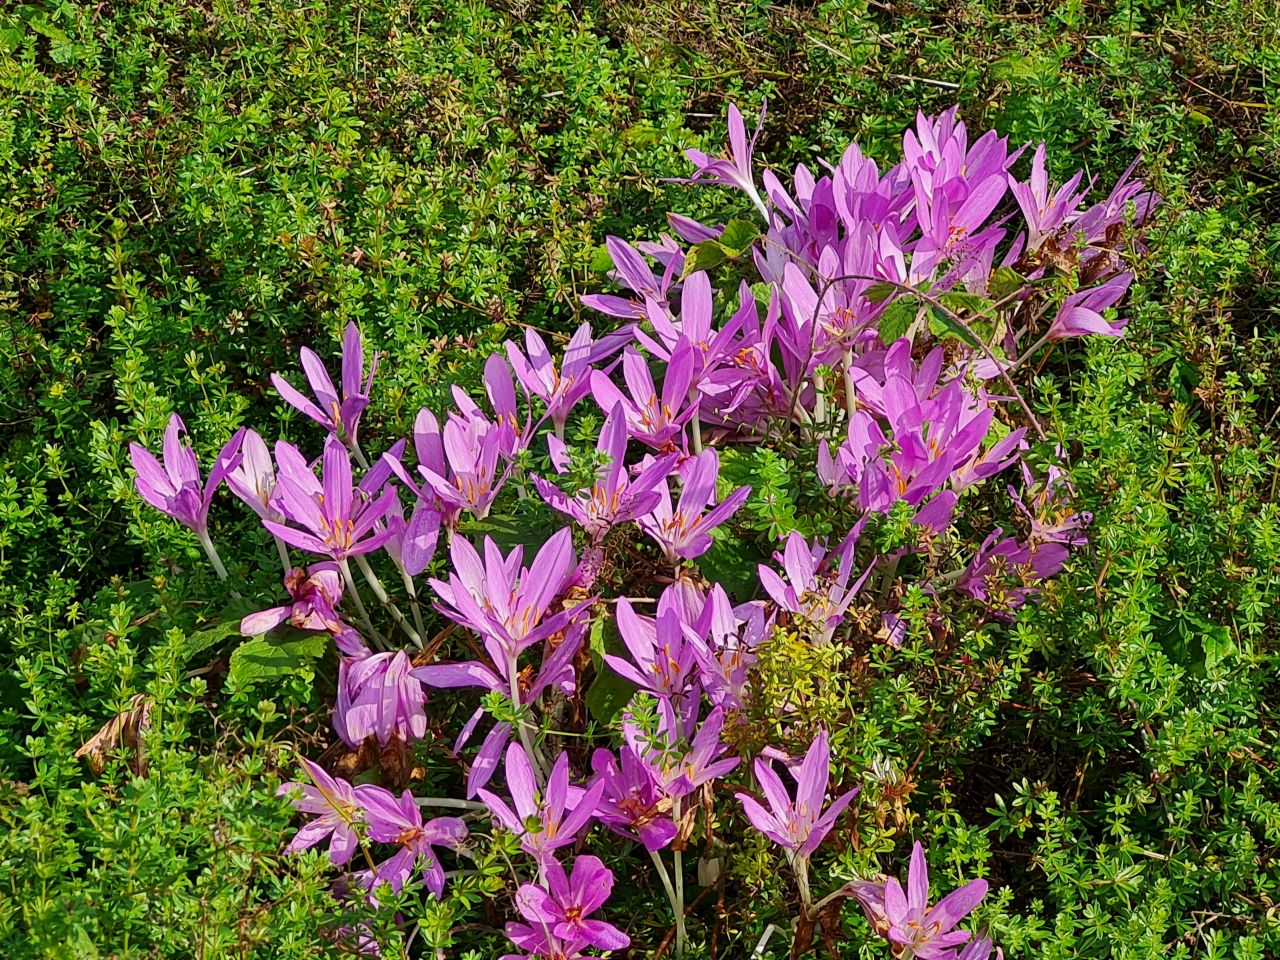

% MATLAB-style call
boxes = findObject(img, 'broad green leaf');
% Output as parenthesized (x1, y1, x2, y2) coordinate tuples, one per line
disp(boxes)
(989, 267, 1026, 300)
(681, 239, 729, 277)
(185, 597, 262, 660)
(939, 291, 995, 316)
(229, 630, 327, 686)
(864, 282, 897, 304)
(877, 298, 918, 345)
(585, 670, 636, 725)
(718, 218, 759, 255)
(928, 308, 984, 349)
(588, 244, 614, 274)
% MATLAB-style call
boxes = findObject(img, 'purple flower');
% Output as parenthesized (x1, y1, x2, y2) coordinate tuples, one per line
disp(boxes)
(591, 346, 698, 451)
(388, 404, 509, 524)
(581, 235, 681, 321)
(590, 745, 677, 852)
(513, 855, 630, 953)
(240, 562, 368, 656)
(265, 436, 397, 561)
(849, 842, 988, 960)
(637, 449, 750, 563)
(382, 487, 441, 578)
(277, 757, 367, 866)
(686, 587, 767, 710)
(757, 533, 869, 645)
(735, 730, 858, 858)
(224, 428, 281, 521)
(623, 701, 739, 801)
(959, 938, 1002, 960)
(130, 415, 244, 536)
(533, 403, 677, 540)
(678, 102, 770, 221)
(1047, 272, 1133, 340)
(271, 322, 377, 446)
(426, 528, 584, 660)
(358, 786, 468, 897)
(506, 322, 629, 435)
(334, 651, 428, 748)
(604, 598, 701, 704)
(953, 528, 1068, 616)
(477, 744, 604, 861)
(1009, 143, 1089, 254)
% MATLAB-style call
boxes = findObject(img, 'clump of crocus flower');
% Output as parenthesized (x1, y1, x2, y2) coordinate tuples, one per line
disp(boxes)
(126, 98, 1158, 959)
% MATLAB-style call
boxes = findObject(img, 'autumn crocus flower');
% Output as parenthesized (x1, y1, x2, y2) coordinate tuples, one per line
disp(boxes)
(736, 730, 857, 859)
(506, 322, 629, 436)
(1047, 272, 1133, 340)
(590, 346, 698, 451)
(580, 235, 681, 321)
(223, 428, 280, 521)
(265, 436, 397, 562)
(130, 414, 244, 538)
(477, 744, 604, 862)
(850, 841, 988, 960)
(637, 449, 750, 563)
(277, 758, 367, 866)
(1009, 142, 1089, 254)
(358, 786, 468, 897)
(758, 532, 870, 645)
(240, 562, 368, 656)
(604, 599, 702, 705)
(678, 102, 770, 221)
(512, 855, 630, 953)
(334, 651, 428, 748)
(533, 403, 677, 541)
(590, 745, 677, 852)
(271, 322, 377, 447)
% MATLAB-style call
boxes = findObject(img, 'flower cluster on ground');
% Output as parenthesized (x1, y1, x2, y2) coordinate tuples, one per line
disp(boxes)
(130, 102, 1155, 956)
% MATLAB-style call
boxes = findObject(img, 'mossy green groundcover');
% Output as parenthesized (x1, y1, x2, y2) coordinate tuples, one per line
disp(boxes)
(1, 0, 1279, 957)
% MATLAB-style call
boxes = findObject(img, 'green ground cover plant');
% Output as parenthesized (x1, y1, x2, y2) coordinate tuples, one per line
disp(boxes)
(1, 0, 1279, 958)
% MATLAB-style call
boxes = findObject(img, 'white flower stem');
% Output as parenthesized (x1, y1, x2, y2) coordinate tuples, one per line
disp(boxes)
(356, 555, 422, 648)
(338, 557, 388, 650)
(648, 848, 687, 956)
(841, 347, 856, 420)
(198, 532, 240, 598)
(508, 651, 547, 786)
(672, 796, 687, 957)
(272, 535, 292, 576)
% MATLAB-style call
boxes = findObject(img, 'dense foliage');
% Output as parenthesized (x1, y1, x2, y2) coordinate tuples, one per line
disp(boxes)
(2, 0, 1279, 958)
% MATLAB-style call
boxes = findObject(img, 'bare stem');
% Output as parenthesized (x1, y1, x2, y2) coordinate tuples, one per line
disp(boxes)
(272, 535, 292, 576)
(648, 848, 687, 957)
(198, 532, 240, 598)
(672, 796, 687, 957)
(338, 557, 388, 650)
(356, 555, 423, 648)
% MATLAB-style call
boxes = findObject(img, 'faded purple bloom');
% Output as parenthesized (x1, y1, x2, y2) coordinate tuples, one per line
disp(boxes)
(736, 729, 858, 858)
(277, 757, 366, 866)
(271, 322, 377, 446)
(241, 562, 368, 657)
(959, 938, 1002, 960)
(637, 449, 750, 562)
(335, 651, 428, 749)
(849, 842, 988, 960)
(265, 436, 397, 561)
(534, 404, 677, 540)
(477, 744, 604, 861)
(590, 745, 678, 852)
(1047, 272, 1133, 340)
(358, 786, 468, 897)
(130, 415, 244, 536)
(513, 855, 630, 953)
(954, 528, 1068, 615)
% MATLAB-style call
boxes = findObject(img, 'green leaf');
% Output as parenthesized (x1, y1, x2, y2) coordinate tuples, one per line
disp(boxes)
(864, 282, 897, 304)
(0, 23, 23, 54)
(460, 512, 558, 554)
(989, 267, 1026, 300)
(718, 219, 759, 255)
(229, 630, 327, 687)
(938, 291, 995, 317)
(585, 670, 636, 725)
(185, 598, 262, 660)
(877, 298, 918, 345)
(927, 308, 984, 349)
(681, 240, 729, 277)
(588, 244, 614, 274)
